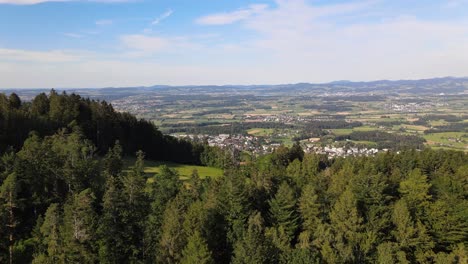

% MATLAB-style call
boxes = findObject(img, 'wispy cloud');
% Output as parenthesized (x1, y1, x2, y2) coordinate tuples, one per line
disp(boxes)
(196, 4, 268, 25)
(444, 0, 468, 8)
(0, 48, 84, 62)
(152, 9, 173, 25)
(96, 19, 113, 26)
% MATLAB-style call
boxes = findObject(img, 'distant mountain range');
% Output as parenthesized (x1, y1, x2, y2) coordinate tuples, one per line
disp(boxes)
(2, 76, 467, 101)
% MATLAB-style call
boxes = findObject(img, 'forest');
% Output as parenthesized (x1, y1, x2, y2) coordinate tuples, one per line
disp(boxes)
(0, 92, 467, 264)
(0, 91, 203, 164)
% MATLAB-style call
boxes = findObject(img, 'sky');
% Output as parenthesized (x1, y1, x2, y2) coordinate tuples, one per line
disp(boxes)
(1, 0, 468, 88)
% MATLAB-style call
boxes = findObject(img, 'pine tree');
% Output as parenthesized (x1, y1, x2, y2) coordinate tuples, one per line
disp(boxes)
(97, 176, 126, 264)
(181, 231, 213, 264)
(144, 165, 181, 261)
(218, 172, 251, 245)
(102, 142, 123, 177)
(8, 93, 21, 109)
(391, 200, 434, 261)
(232, 212, 276, 264)
(30, 93, 50, 116)
(183, 200, 208, 238)
(286, 159, 303, 187)
(0, 173, 19, 264)
(399, 168, 431, 219)
(268, 182, 299, 243)
(61, 189, 97, 263)
(34, 203, 63, 264)
(297, 183, 322, 251)
(327, 188, 364, 263)
(158, 195, 188, 263)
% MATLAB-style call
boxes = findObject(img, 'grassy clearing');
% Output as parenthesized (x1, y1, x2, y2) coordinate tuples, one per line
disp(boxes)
(247, 128, 274, 136)
(423, 132, 468, 150)
(124, 158, 223, 180)
(331, 126, 379, 136)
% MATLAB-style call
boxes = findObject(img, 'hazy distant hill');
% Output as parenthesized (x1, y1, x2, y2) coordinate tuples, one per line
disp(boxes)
(2, 76, 467, 101)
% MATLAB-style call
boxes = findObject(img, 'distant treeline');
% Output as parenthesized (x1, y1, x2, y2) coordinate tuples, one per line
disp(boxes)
(165, 122, 295, 135)
(0, 91, 202, 164)
(414, 114, 466, 126)
(302, 104, 353, 112)
(336, 131, 426, 150)
(424, 122, 468, 134)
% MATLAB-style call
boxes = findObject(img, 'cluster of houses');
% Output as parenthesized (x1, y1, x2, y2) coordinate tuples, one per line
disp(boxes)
(172, 134, 272, 154)
(173, 133, 386, 158)
(303, 145, 382, 158)
(244, 114, 307, 124)
(385, 102, 445, 112)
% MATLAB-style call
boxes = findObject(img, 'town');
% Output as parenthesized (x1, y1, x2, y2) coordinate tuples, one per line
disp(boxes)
(173, 133, 384, 158)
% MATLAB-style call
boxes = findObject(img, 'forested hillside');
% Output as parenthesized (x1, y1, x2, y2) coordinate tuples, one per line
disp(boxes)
(0, 92, 467, 263)
(0, 91, 202, 164)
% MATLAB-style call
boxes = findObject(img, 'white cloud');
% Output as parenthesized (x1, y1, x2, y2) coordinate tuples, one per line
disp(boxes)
(0, 48, 84, 62)
(152, 9, 173, 25)
(196, 4, 268, 25)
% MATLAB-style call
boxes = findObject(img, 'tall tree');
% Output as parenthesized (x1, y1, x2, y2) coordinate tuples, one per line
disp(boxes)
(391, 200, 434, 262)
(267, 182, 299, 256)
(325, 188, 364, 263)
(268, 182, 299, 242)
(232, 212, 276, 264)
(298, 184, 321, 249)
(61, 189, 97, 263)
(8, 93, 21, 110)
(144, 165, 181, 261)
(399, 168, 431, 219)
(97, 176, 126, 264)
(181, 231, 213, 264)
(0, 173, 19, 264)
(158, 195, 188, 264)
(33, 203, 63, 264)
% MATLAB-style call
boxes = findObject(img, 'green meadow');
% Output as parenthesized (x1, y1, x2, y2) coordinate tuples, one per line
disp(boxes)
(124, 158, 224, 180)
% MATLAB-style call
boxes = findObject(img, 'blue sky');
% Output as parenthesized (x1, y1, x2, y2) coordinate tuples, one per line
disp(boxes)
(1, 0, 468, 88)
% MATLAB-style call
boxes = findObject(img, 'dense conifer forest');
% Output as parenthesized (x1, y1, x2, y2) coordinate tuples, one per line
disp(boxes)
(0, 92, 467, 263)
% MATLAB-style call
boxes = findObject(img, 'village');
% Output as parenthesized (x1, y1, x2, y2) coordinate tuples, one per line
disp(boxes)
(172, 133, 384, 158)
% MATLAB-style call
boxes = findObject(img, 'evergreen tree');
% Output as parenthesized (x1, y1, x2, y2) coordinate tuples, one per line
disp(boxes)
(61, 189, 97, 263)
(8, 93, 21, 109)
(34, 203, 63, 264)
(144, 165, 181, 261)
(181, 231, 213, 264)
(218, 172, 251, 246)
(0, 173, 19, 264)
(30, 93, 50, 116)
(232, 212, 276, 264)
(97, 176, 127, 264)
(391, 200, 434, 262)
(399, 168, 431, 219)
(102, 142, 123, 177)
(158, 195, 188, 264)
(327, 188, 364, 263)
(298, 183, 321, 249)
(268, 182, 299, 243)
